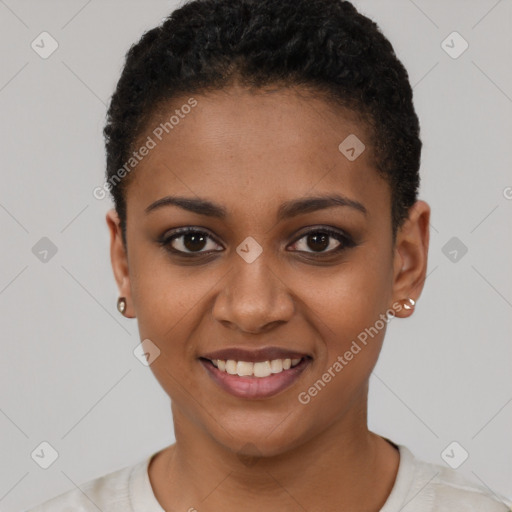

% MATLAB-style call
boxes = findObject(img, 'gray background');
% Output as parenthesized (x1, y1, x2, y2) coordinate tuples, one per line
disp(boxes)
(0, 0, 511, 510)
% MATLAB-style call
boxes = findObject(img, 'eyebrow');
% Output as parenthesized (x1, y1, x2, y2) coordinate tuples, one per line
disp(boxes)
(144, 193, 368, 220)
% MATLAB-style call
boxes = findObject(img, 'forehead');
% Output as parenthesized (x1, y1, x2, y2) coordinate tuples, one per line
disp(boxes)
(126, 85, 388, 219)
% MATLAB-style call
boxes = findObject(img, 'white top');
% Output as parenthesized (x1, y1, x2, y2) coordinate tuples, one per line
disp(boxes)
(26, 443, 511, 511)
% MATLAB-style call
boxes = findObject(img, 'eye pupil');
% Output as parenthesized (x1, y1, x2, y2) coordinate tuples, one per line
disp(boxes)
(184, 233, 207, 252)
(308, 233, 329, 252)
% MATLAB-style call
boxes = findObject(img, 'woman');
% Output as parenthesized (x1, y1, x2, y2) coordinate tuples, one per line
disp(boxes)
(27, 0, 511, 510)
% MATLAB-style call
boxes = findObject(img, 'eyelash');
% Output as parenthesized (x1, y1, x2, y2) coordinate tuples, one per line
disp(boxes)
(158, 226, 356, 258)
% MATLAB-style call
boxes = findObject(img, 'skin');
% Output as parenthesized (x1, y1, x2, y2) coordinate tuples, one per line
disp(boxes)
(107, 84, 430, 511)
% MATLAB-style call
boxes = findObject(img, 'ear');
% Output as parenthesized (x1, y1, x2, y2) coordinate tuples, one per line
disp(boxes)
(391, 200, 430, 318)
(106, 209, 135, 318)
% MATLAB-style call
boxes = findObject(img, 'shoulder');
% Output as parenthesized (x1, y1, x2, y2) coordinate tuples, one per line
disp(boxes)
(25, 461, 140, 512)
(396, 444, 512, 511)
(428, 464, 511, 511)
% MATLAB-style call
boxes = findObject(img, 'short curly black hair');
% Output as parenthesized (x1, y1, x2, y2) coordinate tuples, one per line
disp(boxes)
(103, 0, 421, 247)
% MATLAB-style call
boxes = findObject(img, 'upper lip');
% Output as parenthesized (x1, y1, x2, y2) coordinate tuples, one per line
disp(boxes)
(200, 346, 311, 363)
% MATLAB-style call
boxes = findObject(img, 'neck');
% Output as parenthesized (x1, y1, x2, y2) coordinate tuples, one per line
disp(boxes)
(149, 395, 399, 511)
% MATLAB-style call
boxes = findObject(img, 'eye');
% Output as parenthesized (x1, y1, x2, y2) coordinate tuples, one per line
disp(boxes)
(159, 227, 223, 255)
(288, 228, 354, 255)
(159, 226, 355, 258)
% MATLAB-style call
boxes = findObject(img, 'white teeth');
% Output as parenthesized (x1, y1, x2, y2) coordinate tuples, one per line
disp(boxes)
(211, 357, 304, 377)
(270, 359, 283, 373)
(225, 360, 237, 375)
(236, 361, 253, 376)
(253, 361, 272, 377)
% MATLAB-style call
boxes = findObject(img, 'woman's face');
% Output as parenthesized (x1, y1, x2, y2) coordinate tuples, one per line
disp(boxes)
(107, 85, 429, 457)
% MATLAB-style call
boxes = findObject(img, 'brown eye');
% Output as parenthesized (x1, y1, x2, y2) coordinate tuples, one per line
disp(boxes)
(161, 228, 223, 255)
(289, 228, 354, 254)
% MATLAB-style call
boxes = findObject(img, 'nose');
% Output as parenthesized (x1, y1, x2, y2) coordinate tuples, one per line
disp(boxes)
(212, 254, 295, 334)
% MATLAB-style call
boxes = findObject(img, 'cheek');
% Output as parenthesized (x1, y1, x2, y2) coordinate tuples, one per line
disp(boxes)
(133, 274, 206, 347)
(295, 281, 389, 421)
(128, 247, 210, 356)
(294, 246, 393, 390)
(302, 253, 392, 342)
(130, 264, 211, 401)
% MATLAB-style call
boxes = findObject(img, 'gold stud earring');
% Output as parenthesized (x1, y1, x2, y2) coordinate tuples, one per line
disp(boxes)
(117, 297, 127, 316)
(403, 297, 416, 310)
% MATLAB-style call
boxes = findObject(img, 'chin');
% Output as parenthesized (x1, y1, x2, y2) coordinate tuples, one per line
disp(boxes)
(209, 416, 310, 459)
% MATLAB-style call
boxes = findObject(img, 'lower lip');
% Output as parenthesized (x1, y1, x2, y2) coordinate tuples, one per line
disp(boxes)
(200, 358, 311, 399)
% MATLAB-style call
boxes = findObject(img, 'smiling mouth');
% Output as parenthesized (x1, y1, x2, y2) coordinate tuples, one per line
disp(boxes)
(199, 355, 312, 399)
(201, 356, 308, 378)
